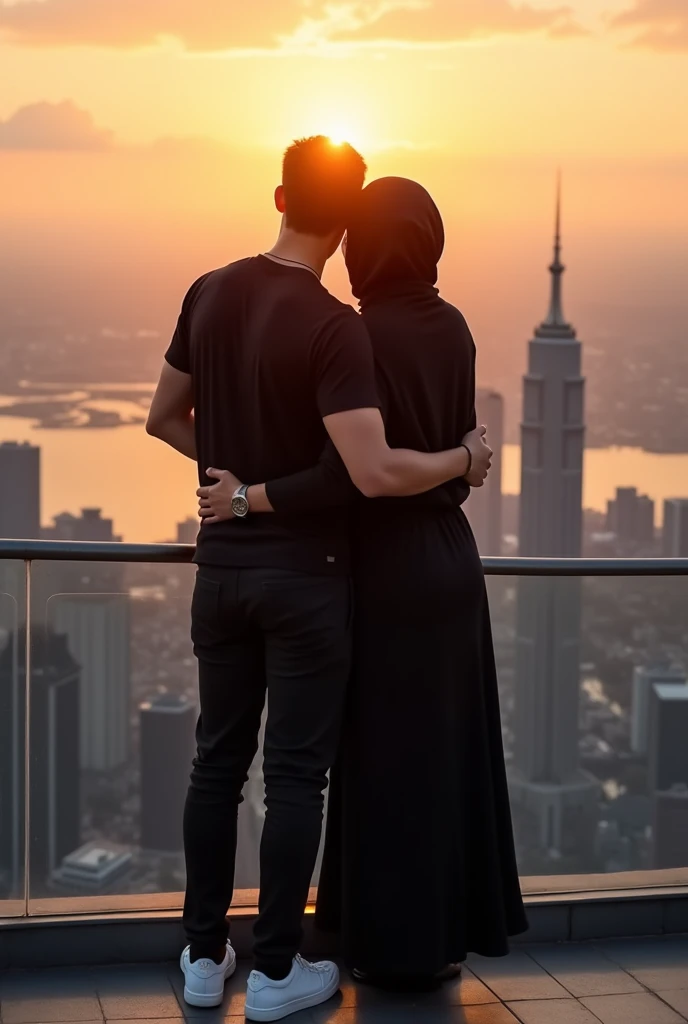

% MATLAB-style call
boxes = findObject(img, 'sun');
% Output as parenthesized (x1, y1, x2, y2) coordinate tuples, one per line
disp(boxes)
(301, 106, 370, 150)
(327, 126, 352, 146)
(323, 120, 362, 148)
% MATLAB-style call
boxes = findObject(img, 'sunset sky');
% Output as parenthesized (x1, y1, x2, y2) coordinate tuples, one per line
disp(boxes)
(1, 0, 687, 400)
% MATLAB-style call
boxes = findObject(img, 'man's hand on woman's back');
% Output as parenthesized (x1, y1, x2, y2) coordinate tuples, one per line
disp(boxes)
(197, 468, 240, 524)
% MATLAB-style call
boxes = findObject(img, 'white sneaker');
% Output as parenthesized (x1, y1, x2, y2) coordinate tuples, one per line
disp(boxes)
(244, 955, 340, 1021)
(180, 941, 237, 1008)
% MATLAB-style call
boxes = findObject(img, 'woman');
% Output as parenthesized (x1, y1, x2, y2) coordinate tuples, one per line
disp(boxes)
(202, 177, 527, 983)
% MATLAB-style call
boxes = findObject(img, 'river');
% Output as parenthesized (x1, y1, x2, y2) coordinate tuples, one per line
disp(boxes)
(2, 412, 688, 543)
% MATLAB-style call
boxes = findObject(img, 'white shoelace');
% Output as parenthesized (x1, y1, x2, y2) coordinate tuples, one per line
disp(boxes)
(295, 954, 330, 974)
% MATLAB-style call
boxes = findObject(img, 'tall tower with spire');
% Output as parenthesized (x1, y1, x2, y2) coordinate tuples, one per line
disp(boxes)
(519, 174, 584, 558)
(510, 180, 598, 864)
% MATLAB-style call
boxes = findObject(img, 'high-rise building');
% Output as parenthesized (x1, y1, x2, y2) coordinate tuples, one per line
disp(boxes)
(631, 666, 687, 755)
(465, 389, 504, 555)
(140, 694, 196, 853)
(52, 595, 130, 772)
(648, 684, 688, 870)
(653, 784, 688, 870)
(41, 507, 124, 592)
(606, 488, 655, 551)
(0, 626, 23, 897)
(41, 507, 129, 772)
(510, 180, 598, 857)
(176, 518, 199, 545)
(42, 507, 121, 544)
(648, 683, 688, 793)
(0, 629, 81, 892)
(662, 499, 688, 557)
(0, 441, 40, 539)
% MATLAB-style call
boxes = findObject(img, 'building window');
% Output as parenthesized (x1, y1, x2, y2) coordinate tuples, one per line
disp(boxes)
(564, 379, 584, 425)
(523, 378, 544, 424)
(563, 430, 582, 470)
(523, 426, 543, 469)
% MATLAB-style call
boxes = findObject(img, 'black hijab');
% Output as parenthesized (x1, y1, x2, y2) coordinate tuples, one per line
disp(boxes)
(345, 176, 445, 309)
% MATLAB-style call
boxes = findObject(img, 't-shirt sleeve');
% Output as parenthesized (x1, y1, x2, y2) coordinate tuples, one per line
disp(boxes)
(165, 311, 191, 375)
(312, 310, 380, 418)
(164, 274, 209, 375)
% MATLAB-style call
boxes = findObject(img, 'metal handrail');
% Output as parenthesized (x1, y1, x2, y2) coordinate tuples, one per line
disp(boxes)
(3, 535, 688, 922)
(2, 539, 688, 575)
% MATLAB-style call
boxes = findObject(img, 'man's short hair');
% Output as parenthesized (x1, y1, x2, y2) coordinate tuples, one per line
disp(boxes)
(282, 136, 367, 236)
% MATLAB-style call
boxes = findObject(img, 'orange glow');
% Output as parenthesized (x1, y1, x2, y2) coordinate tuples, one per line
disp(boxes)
(0, 1, 686, 390)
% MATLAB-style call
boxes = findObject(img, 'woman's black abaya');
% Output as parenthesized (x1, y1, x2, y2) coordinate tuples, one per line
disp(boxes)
(270, 177, 528, 976)
(319, 178, 526, 975)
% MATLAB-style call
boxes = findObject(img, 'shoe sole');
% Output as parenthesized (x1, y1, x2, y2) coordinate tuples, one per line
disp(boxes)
(244, 973, 340, 1022)
(182, 956, 237, 1008)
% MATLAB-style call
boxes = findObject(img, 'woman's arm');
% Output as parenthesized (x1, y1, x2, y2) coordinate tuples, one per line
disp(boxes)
(264, 440, 356, 512)
(197, 422, 491, 524)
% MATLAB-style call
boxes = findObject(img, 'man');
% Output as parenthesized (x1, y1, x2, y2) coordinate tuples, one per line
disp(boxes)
(147, 136, 491, 1021)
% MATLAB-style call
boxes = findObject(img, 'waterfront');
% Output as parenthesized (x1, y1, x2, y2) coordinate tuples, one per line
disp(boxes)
(2, 411, 688, 541)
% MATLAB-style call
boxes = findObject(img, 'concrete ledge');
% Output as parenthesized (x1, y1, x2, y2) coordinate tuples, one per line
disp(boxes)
(2, 894, 687, 969)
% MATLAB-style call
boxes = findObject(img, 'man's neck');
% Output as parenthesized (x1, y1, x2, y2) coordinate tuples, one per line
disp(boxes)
(266, 228, 331, 280)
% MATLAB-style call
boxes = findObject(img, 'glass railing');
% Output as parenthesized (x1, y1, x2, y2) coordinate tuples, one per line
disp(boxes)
(2, 540, 688, 918)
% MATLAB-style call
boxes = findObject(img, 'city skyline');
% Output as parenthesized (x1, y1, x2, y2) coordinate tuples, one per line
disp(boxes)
(2, 0, 688, 901)
(2, 2, 687, 420)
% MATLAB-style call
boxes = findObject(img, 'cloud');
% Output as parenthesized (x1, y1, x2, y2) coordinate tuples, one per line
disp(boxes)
(0, 100, 113, 150)
(0, 0, 305, 50)
(611, 0, 688, 51)
(309, 0, 584, 46)
(0, 0, 585, 50)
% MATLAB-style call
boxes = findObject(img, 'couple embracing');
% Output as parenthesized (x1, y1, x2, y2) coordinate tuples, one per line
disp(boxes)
(147, 135, 527, 1022)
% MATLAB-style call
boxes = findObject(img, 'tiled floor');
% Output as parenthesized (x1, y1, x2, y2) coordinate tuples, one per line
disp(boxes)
(1, 938, 687, 1024)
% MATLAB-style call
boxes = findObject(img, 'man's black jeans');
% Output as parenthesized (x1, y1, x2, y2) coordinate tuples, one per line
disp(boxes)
(182, 566, 351, 978)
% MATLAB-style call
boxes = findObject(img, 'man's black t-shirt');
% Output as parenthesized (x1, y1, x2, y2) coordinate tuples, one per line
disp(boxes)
(165, 255, 379, 573)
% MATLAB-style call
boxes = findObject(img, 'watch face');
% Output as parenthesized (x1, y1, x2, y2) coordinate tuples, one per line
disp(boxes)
(231, 495, 249, 518)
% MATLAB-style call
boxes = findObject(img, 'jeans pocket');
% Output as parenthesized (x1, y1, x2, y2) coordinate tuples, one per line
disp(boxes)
(191, 573, 222, 648)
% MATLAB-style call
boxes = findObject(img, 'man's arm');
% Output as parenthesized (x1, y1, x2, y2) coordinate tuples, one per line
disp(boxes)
(197, 420, 490, 523)
(196, 310, 490, 521)
(146, 362, 196, 461)
(322, 406, 478, 498)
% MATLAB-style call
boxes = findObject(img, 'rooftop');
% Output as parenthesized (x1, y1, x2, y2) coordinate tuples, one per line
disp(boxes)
(2, 541, 688, 1023)
(2, 938, 688, 1023)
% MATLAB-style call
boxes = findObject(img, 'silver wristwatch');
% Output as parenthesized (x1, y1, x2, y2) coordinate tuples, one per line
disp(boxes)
(231, 484, 250, 518)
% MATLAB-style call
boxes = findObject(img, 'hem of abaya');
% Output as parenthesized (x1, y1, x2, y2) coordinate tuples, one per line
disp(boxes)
(329, 934, 531, 979)
(314, 909, 530, 975)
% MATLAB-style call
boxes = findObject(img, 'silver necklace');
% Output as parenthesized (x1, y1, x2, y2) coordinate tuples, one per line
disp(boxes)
(262, 252, 321, 281)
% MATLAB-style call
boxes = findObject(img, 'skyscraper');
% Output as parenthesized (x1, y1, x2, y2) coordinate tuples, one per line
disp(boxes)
(0, 629, 81, 893)
(510, 179, 598, 858)
(42, 508, 121, 543)
(648, 684, 688, 870)
(653, 785, 688, 870)
(662, 499, 688, 557)
(41, 508, 130, 772)
(648, 683, 688, 793)
(0, 626, 23, 897)
(465, 389, 504, 555)
(607, 488, 656, 551)
(140, 694, 196, 853)
(631, 666, 687, 755)
(52, 595, 130, 772)
(0, 441, 40, 539)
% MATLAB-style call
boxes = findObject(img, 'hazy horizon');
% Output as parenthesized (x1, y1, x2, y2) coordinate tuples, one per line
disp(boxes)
(2, 0, 687, 411)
